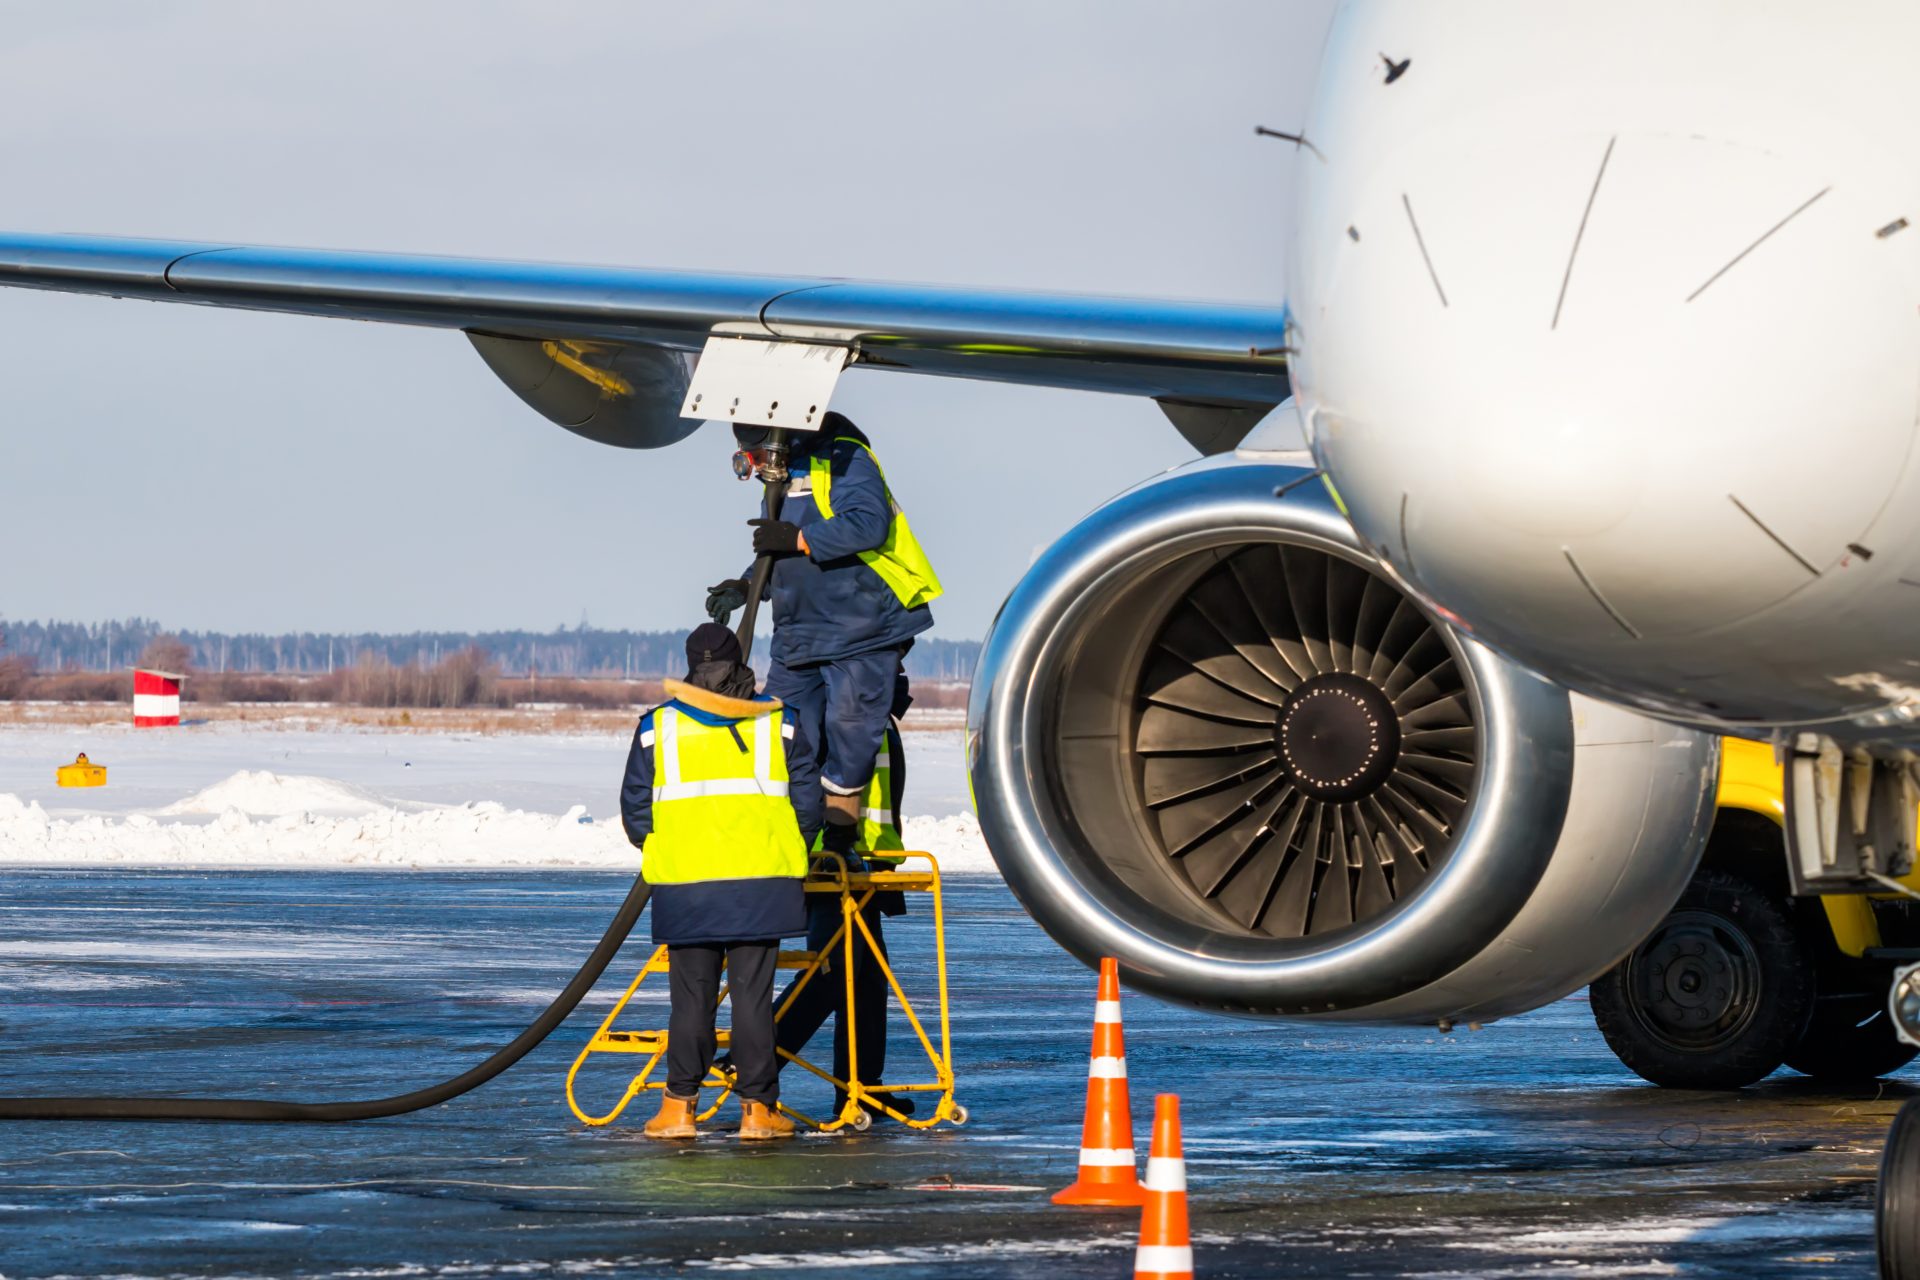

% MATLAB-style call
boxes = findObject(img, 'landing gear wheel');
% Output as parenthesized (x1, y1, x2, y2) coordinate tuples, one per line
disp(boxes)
(1879, 1098, 1920, 1278)
(1590, 868, 1813, 1089)
(1787, 999, 1919, 1083)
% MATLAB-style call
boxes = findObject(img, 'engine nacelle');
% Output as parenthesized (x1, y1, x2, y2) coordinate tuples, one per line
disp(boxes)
(968, 459, 1719, 1023)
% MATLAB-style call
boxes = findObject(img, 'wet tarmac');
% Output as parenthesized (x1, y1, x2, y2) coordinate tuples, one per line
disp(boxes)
(0, 868, 1903, 1278)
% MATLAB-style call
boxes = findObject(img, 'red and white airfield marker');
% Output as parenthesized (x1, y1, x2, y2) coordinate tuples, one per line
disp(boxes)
(132, 668, 182, 728)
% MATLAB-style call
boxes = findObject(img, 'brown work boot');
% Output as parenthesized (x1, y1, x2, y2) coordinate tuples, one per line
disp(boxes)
(737, 1099, 796, 1141)
(643, 1091, 699, 1140)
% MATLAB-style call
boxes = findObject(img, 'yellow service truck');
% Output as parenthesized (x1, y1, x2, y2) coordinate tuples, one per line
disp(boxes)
(1590, 738, 1920, 1089)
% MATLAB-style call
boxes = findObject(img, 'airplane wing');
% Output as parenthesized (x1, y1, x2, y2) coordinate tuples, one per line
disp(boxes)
(0, 233, 1290, 452)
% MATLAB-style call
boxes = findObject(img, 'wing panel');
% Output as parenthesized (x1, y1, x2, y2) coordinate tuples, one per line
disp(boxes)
(0, 232, 1290, 403)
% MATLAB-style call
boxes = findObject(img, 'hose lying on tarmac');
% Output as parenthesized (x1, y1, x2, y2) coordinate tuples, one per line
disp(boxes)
(0, 875, 650, 1122)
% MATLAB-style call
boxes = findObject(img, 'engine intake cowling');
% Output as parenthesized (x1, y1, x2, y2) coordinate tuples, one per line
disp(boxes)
(967, 460, 1718, 1023)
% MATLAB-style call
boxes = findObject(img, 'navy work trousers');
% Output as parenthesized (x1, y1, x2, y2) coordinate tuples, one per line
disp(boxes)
(766, 648, 903, 798)
(774, 869, 890, 1099)
(666, 941, 778, 1105)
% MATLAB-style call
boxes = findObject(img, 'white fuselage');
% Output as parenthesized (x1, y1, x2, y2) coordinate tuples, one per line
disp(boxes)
(1287, 0, 1920, 746)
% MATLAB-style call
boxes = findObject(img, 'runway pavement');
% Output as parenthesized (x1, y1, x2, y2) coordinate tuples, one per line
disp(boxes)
(0, 868, 1901, 1278)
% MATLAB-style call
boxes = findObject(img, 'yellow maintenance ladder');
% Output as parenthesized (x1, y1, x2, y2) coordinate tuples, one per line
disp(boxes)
(565, 852, 967, 1132)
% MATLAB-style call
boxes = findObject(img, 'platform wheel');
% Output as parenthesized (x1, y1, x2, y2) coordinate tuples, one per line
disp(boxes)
(947, 1103, 969, 1128)
(842, 1106, 871, 1132)
(1787, 996, 1919, 1083)
(1879, 1098, 1920, 1278)
(1590, 867, 1814, 1089)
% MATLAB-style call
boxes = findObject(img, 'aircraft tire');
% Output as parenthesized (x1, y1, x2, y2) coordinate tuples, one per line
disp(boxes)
(1590, 868, 1813, 1089)
(1786, 996, 1918, 1083)
(1879, 1098, 1920, 1278)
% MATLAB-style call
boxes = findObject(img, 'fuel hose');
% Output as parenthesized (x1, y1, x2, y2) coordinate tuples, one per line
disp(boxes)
(1, 445, 796, 1123)
(734, 468, 791, 659)
(0, 874, 650, 1121)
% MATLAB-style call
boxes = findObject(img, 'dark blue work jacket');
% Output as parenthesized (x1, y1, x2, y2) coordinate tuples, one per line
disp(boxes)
(766, 432, 934, 667)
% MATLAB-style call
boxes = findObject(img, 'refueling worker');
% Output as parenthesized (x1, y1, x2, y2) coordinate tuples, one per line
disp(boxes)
(708, 414, 939, 1117)
(619, 623, 822, 1142)
(772, 671, 914, 1116)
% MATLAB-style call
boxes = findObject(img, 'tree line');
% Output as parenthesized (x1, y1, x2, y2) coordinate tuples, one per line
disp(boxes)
(0, 618, 980, 683)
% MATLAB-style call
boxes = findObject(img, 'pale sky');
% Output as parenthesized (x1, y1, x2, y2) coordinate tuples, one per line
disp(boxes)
(0, 2, 1334, 641)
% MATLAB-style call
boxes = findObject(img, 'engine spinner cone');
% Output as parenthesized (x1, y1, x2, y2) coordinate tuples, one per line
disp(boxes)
(1275, 673, 1401, 803)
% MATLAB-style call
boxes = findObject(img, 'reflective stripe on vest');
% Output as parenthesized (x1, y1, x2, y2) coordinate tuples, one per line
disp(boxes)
(811, 438, 944, 610)
(641, 705, 808, 885)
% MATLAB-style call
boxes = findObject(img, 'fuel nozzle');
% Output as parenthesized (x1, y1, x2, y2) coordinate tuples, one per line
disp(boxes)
(758, 430, 792, 484)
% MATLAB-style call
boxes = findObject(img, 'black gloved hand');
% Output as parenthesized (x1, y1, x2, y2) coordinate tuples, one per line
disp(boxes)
(750, 518, 805, 555)
(705, 578, 748, 623)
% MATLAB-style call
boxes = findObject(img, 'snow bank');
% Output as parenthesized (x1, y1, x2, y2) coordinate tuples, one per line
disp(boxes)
(160, 770, 393, 817)
(0, 770, 999, 874)
(902, 811, 992, 874)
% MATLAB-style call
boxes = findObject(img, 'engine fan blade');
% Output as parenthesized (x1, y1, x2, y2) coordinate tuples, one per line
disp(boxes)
(1354, 826, 1394, 919)
(1368, 600, 1427, 685)
(1156, 771, 1279, 855)
(1401, 752, 1474, 788)
(1190, 786, 1294, 901)
(1142, 655, 1281, 725)
(1308, 849, 1354, 934)
(1383, 630, 1449, 702)
(1381, 781, 1453, 842)
(1212, 839, 1286, 927)
(1388, 846, 1429, 897)
(1187, 568, 1303, 694)
(1391, 661, 1461, 715)
(1138, 703, 1276, 754)
(1143, 751, 1279, 807)
(1280, 547, 1335, 674)
(1402, 725, 1476, 752)
(1325, 559, 1368, 675)
(1364, 793, 1424, 862)
(1226, 547, 1316, 683)
(1140, 702, 1277, 755)
(1393, 767, 1467, 815)
(1155, 609, 1290, 707)
(1264, 837, 1318, 936)
(1349, 572, 1401, 679)
(1401, 695, 1472, 731)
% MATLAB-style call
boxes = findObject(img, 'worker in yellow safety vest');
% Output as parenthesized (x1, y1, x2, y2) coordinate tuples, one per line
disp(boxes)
(619, 623, 822, 1142)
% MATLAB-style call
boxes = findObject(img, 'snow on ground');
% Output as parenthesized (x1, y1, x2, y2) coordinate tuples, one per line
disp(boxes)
(159, 769, 396, 817)
(0, 720, 994, 873)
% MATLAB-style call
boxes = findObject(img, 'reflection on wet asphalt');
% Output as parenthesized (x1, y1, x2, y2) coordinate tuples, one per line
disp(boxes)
(0, 869, 1901, 1278)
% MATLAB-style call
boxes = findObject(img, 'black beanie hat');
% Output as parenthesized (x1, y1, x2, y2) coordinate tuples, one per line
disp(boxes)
(686, 622, 742, 669)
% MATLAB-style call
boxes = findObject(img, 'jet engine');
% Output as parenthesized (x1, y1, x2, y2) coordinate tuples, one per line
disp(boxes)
(968, 459, 1720, 1023)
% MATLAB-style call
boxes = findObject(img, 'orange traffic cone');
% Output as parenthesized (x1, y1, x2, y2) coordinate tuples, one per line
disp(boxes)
(1134, 1094, 1192, 1280)
(1052, 956, 1145, 1207)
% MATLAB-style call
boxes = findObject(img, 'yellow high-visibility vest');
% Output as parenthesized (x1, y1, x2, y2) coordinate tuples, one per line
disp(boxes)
(808, 730, 906, 864)
(641, 703, 808, 885)
(811, 438, 944, 610)
(861, 737, 905, 863)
